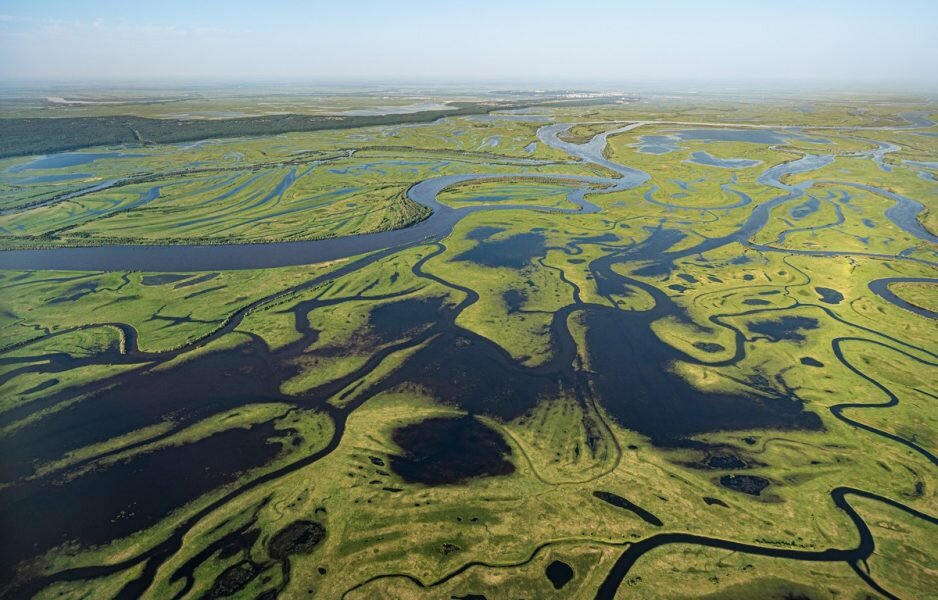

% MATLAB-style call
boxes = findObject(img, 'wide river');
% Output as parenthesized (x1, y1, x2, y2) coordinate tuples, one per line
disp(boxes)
(0, 121, 934, 272)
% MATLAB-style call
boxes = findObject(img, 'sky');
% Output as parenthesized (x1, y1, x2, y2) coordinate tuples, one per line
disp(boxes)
(1, 0, 937, 88)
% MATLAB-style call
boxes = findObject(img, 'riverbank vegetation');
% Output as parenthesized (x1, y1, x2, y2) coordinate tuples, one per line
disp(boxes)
(1, 96, 936, 599)
(0, 96, 618, 159)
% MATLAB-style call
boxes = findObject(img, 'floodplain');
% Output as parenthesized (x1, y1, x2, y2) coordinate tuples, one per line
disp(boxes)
(0, 90, 936, 599)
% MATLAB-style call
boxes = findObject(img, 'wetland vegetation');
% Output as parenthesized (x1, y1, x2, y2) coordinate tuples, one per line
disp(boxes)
(0, 89, 936, 599)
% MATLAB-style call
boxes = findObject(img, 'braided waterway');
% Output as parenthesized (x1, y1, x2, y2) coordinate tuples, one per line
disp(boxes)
(1, 116, 935, 597)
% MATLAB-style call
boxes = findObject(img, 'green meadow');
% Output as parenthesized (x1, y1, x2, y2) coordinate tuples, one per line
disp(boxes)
(0, 94, 935, 599)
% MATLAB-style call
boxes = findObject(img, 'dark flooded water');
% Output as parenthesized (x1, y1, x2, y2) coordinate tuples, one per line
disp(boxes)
(593, 491, 663, 526)
(545, 560, 574, 589)
(693, 341, 725, 353)
(748, 316, 819, 343)
(8, 151, 144, 172)
(0, 422, 285, 573)
(2, 116, 934, 597)
(815, 287, 844, 304)
(0, 333, 299, 574)
(454, 232, 546, 269)
(1, 340, 284, 480)
(389, 416, 514, 485)
(267, 520, 326, 560)
(719, 475, 770, 496)
(790, 197, 820, 219)
(583, 307, 822, 446)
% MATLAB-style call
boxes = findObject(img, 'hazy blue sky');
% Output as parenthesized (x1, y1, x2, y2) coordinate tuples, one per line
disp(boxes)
(1, 0, 936, 87)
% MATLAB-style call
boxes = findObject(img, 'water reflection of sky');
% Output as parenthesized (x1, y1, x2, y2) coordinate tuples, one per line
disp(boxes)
(635, 128, 830, 155)
(7, 151, 144, 173)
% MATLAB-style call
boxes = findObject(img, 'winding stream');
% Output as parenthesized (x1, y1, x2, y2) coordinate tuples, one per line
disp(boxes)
(1, 116, 936, 598)
(0, 120, 934, 272)
(0, 125, 640, 272)
(867, 276, 938, 319)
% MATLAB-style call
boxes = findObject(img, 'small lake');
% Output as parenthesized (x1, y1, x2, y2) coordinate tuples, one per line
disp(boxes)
(8, 152, 145, 172)
(675, 129, 786, 144)
(19, 173, 93, 183)
(689, 151, 760, 169)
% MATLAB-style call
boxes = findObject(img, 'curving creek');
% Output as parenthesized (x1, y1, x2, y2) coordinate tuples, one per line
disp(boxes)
(0, 120, 936, 598)
(0, 122, 935, 270)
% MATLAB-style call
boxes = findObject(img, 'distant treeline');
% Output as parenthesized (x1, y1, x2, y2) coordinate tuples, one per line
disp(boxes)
(0, 97, 621, 159)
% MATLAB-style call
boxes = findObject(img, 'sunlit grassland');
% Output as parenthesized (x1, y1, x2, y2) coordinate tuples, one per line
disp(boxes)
(753, 184, 925, 254)
(436, 179, 583, 210)
(33, 563, 148, 600)
(0, 118, 611, 248)
(654, 245, 937, 353)
(13, 320, 936, 598)
(621, 544, 881, 599)
(375, 116, 571, 161)
(4, 227, 936, 598)
(550, 98, 931, 128)
(889, 281, 938, 313)
(21, 400, 335, 591)
(560, 122, 623, 143)
(272, 250, 456, 397)
(0, 260, 349, 353)
(607, 131, 791, 201)
(88, 370, 934, 599)
(1, 97, 936, 599)
(787, 153, 935, 196)
(0, 95, 616, 159)
(424, 209, 612, 366)
(850, 126, 938, 165)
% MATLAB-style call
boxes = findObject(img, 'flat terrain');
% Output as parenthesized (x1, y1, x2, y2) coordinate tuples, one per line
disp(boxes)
(0, 91, 936, 599)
